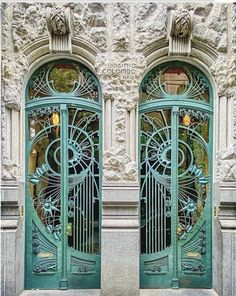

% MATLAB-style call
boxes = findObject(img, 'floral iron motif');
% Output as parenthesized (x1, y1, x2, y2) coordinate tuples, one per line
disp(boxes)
(181, 223, 206, 274)
(32, 224, 57, 273)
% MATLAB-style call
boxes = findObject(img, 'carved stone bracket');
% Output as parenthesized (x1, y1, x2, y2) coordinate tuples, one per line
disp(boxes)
(46, 6, 73, 53)
(167, 9, 193, 56)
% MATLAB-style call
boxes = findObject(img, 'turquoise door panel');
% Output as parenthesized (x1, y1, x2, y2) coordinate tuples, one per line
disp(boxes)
(139, 62, 213, 288)
(25, 60, 102, 290)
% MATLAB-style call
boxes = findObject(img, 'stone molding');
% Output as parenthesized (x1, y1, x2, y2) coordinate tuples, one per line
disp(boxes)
(143, 39, 218, 73)
(167, 9, 194, 56)
(46, 6, 73, 53)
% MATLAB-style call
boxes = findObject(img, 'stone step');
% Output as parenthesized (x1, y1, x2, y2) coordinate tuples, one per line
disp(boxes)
(19, 290, 100, 296)
(19, 289, 219, 296)
(140, 289, 219, 296)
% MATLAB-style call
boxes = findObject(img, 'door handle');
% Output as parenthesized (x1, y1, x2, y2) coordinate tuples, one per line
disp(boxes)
(66, 223, 73, 236)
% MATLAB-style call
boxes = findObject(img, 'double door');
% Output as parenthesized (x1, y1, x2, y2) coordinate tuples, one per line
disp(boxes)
(25, 103, 101, 289)
(140, 106, 212, 288)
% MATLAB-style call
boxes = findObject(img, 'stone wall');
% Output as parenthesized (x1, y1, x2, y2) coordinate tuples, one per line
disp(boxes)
(1, 2, 236, 296)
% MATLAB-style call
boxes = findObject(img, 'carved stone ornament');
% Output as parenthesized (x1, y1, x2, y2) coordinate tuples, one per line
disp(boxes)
(167, 9, 193, 56)
(46, 6, 73, 53)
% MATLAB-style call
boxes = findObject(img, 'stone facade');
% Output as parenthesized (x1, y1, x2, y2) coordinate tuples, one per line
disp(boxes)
(1, 2, 236, 296)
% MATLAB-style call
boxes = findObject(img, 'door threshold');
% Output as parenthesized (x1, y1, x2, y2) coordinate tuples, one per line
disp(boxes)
(140, 289, 219, 296)
(19, 290, 100, 296)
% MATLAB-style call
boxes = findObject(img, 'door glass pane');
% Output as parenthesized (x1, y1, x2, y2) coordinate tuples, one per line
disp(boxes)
(67, 108, 100, 254)
(140, 63, 210, 103)
(140, 110, 172, 254)
(178, 109, 210, 239)
(28, 60, 100, 101)
(28, 108, 61, 241)
(160, 67, 189, 95)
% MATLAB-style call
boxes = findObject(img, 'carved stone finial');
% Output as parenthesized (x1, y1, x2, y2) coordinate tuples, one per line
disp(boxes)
(46, 6, 73, 53)
(167, 9, 193, 56)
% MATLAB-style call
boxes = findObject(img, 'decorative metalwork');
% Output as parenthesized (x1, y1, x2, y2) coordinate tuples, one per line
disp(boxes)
(141, 64, 209, 101)
(140, 110, 172, 255)
(140, 62, 212, 288)
(26, 60, 101, 289)
(67, 108, 100, 254)
(28, 106, 60, 118)
(32, 224, 57, 273)
(179, 109, 210, 122)
(181, 223, 206, 274)
(28, 61, 100, 101)
(28, 107, 100, 253)
(71, 257, 96, 274)
(144, 256, 168, 274)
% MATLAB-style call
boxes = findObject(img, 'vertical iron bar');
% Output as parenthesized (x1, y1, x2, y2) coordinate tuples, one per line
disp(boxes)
(60, 104, 68, 289)
(79, 182, 82, 252)
(76, 186, 78, 250)
(148, 171, 151, 254)
(158, 183, 160, 252)
(82, 177, 85, 252)
(154, 179, 157, 253)
(73, 186, 75, 249)
(145, 163, 147, 253)
(151, 175, 154, 253)
(160, 186, 162, 250)
(171, 106, 179, 288)
(86, 174, 88, 253)
(89, 171, 91, 253)
(164, 186, 166, 249)
(92, 162, 94, 253)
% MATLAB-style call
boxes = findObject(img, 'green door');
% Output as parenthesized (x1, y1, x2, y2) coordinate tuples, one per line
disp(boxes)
(139, 62, 213, 288)
(25, 60, 102, 289)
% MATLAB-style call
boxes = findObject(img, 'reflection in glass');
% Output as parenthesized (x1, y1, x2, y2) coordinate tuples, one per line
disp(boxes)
(140, 110, 172, 254)
(49, 64, 79, 93)
(28, 60, 100, 101)
(177, 112, 209, 239)
(29, 112, 61, 240)
(140, 63, 210, 103)
(67, 108, 100, 254)
(161, 67, 189, 95)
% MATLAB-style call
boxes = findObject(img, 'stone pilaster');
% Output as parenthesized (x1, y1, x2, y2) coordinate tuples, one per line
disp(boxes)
(101, 183, 139, 296)
(218, 184, 236, 296)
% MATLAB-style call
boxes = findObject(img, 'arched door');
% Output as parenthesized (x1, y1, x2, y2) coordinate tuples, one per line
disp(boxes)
(139, 62, 213, 288)
(25, 60, 102, 289)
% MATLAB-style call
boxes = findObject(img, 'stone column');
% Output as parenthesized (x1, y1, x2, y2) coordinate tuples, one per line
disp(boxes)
(101, 183, 139, 296)
(218, 184, 236, 296)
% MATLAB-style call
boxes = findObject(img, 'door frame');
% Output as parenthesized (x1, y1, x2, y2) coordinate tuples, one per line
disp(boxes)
(24, 59, 103, 290)
(139, 61, 214, 289)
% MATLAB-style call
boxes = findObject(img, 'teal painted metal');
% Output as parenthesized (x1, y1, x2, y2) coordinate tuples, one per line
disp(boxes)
(139, 62, 213, 288)
(25, 60, 102, 289)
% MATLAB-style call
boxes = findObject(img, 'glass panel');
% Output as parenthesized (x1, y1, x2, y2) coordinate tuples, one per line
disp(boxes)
(28, 60, 100, 101)
(49, 64, 79, 93)
(140, 63, 210, 103)
(140, 110, 172, 254)
(177, 109, 210, 240)
(67, 108, 100, 254)
(28, 108, 61, 241)
(161, 67, 189, 95)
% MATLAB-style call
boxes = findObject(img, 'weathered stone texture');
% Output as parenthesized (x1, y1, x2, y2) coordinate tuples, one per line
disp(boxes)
(95, 53, 146, 182)
(12, 3, 47, 52)
(112, 3, 130, 52)
(134, 3, 168, 52)
(217, 146, 236, 182)
(1, 53, 28, 180)
(73, 3, 108, 52)
(233, 3, 236, 52)
(210, 56, 236, 97)
(193, 3, 228, 52)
